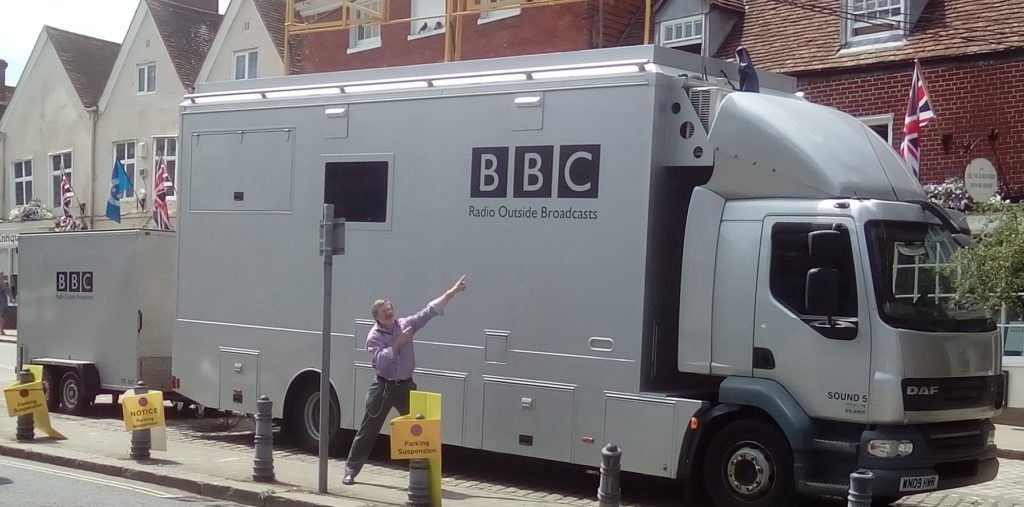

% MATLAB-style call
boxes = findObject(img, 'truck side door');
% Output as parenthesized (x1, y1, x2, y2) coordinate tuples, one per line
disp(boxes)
(753, 217, 871, 422)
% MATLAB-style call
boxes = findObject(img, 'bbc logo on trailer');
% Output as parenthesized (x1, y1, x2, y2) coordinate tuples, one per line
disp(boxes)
(57, 271, 94, 292)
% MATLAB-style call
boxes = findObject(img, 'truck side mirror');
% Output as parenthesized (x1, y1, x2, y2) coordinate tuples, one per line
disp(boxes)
(806, 268, 839, 319)
(808, 229, 842, 264)
(953, 233, 973, 248)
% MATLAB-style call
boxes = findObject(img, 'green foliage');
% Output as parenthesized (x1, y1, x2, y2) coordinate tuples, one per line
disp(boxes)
(952, 203, 1024, 315)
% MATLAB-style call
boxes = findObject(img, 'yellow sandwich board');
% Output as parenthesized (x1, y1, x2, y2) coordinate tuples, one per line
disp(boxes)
(4, 364, 65, 439)
(122, 390, 165, 431)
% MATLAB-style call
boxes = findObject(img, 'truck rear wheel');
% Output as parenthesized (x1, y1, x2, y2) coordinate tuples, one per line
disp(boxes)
(704, 419, 794, 507)
(41, 367, 60, 412)
(285, 377, 340, 453)
(59, 370, 90, 415)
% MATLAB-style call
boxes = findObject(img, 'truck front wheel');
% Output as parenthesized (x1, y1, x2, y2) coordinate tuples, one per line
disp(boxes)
(704, 419, 794, 507)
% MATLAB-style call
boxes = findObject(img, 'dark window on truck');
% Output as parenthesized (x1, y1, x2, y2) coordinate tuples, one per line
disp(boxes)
(324, 161, 389, 222)
(770, 222, 858, 339)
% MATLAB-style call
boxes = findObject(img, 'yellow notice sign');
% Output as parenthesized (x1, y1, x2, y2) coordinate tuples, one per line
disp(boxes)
(391, 417, 441, 459)
(4, 381, 45, 417)
(391, 390, 442, 506)
(122, 390, 165, 431)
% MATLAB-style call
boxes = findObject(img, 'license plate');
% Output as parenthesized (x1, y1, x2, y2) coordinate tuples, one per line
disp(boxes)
(899, 474, 938, 492)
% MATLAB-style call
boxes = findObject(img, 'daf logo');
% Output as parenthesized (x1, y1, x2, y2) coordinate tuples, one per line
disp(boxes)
(906, 386, 939, 396)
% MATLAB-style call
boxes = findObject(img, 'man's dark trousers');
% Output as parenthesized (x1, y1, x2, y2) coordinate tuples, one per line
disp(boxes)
(345, 377, 417, 476)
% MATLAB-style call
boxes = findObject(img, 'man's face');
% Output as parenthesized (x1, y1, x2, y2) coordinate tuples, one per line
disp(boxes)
(376, 301, 396, 329)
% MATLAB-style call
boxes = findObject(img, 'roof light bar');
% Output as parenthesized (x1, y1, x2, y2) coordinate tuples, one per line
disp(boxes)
(191, 93, 265, 104)
(264, 87, 342, 99)
(531, 64, 642, 80)
(432, 73, 528, 87)
(344, 81, 430, 93)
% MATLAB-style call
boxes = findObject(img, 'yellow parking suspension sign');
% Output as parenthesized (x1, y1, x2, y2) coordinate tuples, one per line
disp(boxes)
(122, 391, 165, 431)
(4, 380, 45, 417)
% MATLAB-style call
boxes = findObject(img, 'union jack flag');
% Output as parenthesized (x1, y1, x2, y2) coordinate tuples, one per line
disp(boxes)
(153, 159, 174, 231)
(57, 175, 79, 231)
(900, 61, 935, 180)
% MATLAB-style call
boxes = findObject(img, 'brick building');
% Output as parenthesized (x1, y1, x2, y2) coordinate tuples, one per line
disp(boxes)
(717, 0, 1024, 193)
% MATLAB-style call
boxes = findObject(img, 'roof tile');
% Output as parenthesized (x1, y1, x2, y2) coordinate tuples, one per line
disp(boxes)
(44, 26, 121, 108)
(147, 0, 223, 89)
(716, 0, 1024, 73)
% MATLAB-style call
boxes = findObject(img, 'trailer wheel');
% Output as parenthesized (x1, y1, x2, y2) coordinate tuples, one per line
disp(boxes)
(59, 371, 89, 415)
(703, 419, 794, 507)
(41, 367, 61, 412)
(285, 377, 339, 453)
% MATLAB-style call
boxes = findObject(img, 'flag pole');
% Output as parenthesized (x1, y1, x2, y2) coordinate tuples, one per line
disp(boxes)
(59, 158, 87, 220)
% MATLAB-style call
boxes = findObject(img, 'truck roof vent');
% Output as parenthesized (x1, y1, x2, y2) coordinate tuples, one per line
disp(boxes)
(689, 87, 729, 134)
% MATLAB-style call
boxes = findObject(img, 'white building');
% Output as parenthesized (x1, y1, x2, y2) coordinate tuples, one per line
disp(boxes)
(198, 0, 288, 83)
(0, 26, 120, 299)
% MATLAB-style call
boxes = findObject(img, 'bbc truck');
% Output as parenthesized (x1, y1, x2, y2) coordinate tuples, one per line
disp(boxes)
(173, 45, 1004, 506)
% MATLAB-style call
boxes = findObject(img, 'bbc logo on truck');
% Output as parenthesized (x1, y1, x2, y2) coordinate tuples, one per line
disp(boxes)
(470, 145, 600, 199)
(56, 271, 95, 300)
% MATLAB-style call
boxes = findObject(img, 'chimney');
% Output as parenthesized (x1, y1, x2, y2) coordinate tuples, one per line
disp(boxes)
(0, 59, 7, 102)
(171, 0, 218, 12)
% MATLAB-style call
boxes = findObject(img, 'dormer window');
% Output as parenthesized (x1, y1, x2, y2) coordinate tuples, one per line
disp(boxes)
(659, 15, 703, 53)
(847, 0, 906, 40)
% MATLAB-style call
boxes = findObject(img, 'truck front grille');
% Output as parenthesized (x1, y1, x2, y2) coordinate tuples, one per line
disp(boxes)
(902, 375, 999, 411)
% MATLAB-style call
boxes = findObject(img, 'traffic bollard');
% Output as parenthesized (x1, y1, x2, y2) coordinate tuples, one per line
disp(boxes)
(598, 443, 622, 507)
(130, 381, 151, 460)
(847, 470, 874, 507)
(253, 395, 275, 482)
(407, 458, 431, 507)
(15, 369, 35, 441)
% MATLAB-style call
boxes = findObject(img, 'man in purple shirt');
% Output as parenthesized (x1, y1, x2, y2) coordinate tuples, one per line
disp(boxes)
(343, 275, 467, 485)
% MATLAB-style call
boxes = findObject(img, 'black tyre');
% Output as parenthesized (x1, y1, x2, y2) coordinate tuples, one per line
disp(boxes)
(59, 370, 89, 415)
(284, 377, 340, 453)
(41, 367, 61, 412)
(703, 419, 794, 507)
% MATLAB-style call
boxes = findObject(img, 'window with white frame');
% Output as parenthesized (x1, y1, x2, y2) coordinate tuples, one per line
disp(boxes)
(51, 152, 73, 208)
(410, 0, 445, 37)
(137, 63, 156, 94)
(234, 49, 258, 80)
(12, 160, 33, 206)
(115, 141, 138, 198)
(153, 137, 177, 198)
(859, 114, 894, 144)
(479, 0, 520, 23)
(660, 15, 703, 48)
(847, 0, 905, 39)
(349, 0, 382, 52)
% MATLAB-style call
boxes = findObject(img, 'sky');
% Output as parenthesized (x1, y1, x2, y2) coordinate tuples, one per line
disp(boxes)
(0, 0, 231, 87)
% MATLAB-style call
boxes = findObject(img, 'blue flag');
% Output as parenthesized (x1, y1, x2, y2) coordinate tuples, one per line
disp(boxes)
(105, 160, 130, 223)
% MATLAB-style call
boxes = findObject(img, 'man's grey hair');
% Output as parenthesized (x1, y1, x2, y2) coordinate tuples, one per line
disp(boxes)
(371, 299, 390, 319)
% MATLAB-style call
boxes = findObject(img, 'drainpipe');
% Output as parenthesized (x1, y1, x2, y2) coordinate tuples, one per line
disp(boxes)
(87, 106, 98, 229)
(0, 131, 6, 218)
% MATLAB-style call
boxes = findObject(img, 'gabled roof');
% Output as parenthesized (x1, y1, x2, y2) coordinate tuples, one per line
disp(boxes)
(146, 0, 222, 89)
(252, 0, 286, 59)
(43, 26, 121, 108)
(716, 0, 1024, 74)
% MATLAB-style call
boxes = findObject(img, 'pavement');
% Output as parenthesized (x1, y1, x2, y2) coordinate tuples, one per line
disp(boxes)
(3, 327, 1024, 507)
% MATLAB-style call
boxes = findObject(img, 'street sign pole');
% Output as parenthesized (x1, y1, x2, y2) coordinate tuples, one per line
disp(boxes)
(318, 204, 345, 494)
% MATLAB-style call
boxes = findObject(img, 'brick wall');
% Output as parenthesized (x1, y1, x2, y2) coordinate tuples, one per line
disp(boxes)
(298, 3, 594, 74)
(294, 0, 650, 74)
(797, 53, 1024, 193)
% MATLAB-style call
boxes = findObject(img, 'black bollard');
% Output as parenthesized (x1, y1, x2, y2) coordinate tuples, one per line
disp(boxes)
(253, 395, 275, 482)
(15, 369, 35, 441)
(598, 443, 622, 507)
(129, 381, 151, 460)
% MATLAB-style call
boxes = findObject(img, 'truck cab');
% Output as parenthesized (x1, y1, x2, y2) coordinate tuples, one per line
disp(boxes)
(676, 89, 1003, 504)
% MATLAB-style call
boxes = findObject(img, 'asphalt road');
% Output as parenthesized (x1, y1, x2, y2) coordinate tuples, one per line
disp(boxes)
(0, 454, 244, 507)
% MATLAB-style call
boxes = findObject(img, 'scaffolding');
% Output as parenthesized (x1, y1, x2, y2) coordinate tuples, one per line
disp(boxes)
(283, 0, 653, 74)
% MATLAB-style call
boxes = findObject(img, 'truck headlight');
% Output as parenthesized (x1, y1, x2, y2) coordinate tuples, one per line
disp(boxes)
(986, 431, 996, 447)
(868, 439, 914, 458)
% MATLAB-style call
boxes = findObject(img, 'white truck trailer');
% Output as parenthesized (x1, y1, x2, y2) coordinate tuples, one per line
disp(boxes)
(174, 45, 1004, 506)
(17, 230, 177, 414)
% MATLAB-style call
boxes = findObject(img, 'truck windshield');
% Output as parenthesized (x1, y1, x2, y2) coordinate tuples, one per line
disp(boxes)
(865, 220, 995, 333)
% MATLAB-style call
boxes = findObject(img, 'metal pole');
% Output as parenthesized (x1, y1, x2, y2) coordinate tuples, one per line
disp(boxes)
(15, 369, 35, 441)
(318, 203, 334, 494)
(598, 443, 622, 507)
(130, 381, 151, 460)
(253, 395, 275, 482)
(847, 470, 873, 507)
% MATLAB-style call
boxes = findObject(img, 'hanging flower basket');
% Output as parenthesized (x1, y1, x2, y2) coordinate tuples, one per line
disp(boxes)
(7, 200, 55, 222)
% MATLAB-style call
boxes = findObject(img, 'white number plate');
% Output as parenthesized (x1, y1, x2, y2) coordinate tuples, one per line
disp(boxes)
(899, 474, 938, 492)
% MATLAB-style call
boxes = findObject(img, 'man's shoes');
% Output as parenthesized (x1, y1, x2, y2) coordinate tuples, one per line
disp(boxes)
(342, 473, 355, 485)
